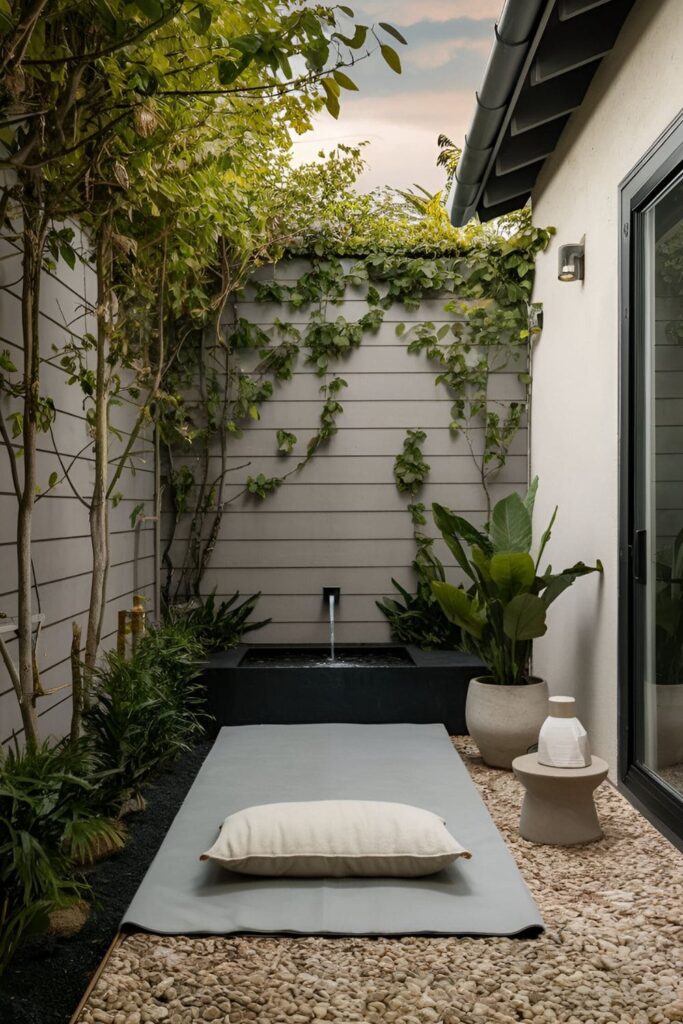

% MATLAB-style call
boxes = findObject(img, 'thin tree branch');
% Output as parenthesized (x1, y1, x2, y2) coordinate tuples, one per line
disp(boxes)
(0, 402, 22, 500)
(37, 427, 91, 507)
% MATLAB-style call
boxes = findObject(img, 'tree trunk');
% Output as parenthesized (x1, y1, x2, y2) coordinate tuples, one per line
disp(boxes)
(69, 621, 83, 744)
(83, 218, 112, 700)
(15, 202, 44, 746)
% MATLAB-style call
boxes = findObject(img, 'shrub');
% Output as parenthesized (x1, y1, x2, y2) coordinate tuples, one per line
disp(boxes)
(0, 739, 124, 975)
(135, 619, 207, 688)
(83, 625, 207, 811)
(431, 479, 602, 684)
(164, 590, 270, 652)
(2, 621, 207, 974)
(377, 547, 462, 651)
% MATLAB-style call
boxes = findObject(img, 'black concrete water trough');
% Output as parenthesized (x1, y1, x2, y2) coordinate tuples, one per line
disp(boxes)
(200, 644, 483, 735)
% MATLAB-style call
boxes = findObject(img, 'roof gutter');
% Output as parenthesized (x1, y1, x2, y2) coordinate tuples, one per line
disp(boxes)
(447, 0, 548, 226)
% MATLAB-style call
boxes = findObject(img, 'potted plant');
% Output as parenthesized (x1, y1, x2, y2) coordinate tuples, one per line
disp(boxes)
(654, 528, 683, 769)
(431, 478, 602, 768)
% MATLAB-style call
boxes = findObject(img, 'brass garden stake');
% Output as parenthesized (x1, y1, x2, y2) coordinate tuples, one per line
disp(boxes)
(130, 595, 145, 653)
(116, 610, 128, 658)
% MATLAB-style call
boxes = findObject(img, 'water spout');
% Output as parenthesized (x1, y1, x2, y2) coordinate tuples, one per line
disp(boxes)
(329, 593, 335, 662)
(322, 587, 340, 663)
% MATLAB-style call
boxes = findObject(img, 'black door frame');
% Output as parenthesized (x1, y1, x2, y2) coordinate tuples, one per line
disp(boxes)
(619, 110, 683, 844)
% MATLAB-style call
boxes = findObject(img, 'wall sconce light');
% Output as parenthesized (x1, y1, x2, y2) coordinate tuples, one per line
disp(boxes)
(558, 240, 585, 282)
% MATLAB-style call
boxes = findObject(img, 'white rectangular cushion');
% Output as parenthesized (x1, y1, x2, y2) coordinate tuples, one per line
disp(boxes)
(200, 799, 471, 877)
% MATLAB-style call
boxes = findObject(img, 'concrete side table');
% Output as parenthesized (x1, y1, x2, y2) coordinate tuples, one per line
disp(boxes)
(512, 754, 609, 846)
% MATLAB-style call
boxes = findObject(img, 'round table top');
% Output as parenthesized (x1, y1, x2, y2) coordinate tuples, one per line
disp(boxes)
(512, 753, 609, 780)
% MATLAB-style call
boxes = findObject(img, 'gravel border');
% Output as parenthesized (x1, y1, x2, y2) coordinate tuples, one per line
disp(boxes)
(74, 737, 683, 1024)
(0, 741, 212, 1024)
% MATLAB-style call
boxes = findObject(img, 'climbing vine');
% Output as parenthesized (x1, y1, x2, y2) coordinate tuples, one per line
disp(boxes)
(394, 429, 430, 496)
(163, 215, 553, 609)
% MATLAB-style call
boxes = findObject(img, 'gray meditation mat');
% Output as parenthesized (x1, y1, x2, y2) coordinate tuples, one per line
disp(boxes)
(122, 723, 544, 937)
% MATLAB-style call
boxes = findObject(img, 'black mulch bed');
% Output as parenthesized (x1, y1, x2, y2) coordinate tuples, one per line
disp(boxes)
(0, 739, 212, 1024)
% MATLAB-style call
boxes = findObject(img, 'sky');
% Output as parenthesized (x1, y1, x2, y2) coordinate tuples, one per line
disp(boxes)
(291, 1, 502, 194)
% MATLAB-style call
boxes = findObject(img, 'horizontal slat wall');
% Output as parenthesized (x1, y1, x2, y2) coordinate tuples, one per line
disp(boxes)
(0, 232, 156, 745)
(163, 258, 529, 644)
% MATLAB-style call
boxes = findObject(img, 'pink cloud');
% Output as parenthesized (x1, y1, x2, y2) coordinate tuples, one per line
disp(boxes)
(407, 35, 492, 70)
(290, 90, 475, 193)
(358, 0, 502, 26)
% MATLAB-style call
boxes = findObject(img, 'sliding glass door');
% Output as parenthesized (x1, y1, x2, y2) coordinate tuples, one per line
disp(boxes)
(620, 114, 683, 840)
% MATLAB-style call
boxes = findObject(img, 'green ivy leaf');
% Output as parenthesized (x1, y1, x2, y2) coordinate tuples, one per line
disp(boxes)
(276, 50, 293, 79)
(379, 22, 408, 45)
(130, 502, 145, 528)
(9, 412, 22, 438)
(217, 59, 243, 85)
(335, 24, 368, 49)
(321, 79, 340, 118)
(0, 349, 17, 373)
(276, 429, 297, 454)
(380, 44, 401, 73)
(59, 242, 76, 270)
(332, 70, 358, 91)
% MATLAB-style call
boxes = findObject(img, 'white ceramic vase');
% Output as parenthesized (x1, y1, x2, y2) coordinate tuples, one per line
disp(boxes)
(537, 696, 591, 768)
(465, 676, 549, 770)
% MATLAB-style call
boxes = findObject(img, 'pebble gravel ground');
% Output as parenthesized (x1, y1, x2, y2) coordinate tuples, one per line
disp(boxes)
(76, 737, 683, 1024)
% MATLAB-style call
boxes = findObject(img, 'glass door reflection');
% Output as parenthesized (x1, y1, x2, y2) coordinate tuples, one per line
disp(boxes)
(641, 173, 683, 793)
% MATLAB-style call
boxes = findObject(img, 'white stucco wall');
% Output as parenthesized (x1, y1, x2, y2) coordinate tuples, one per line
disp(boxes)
(529, 0, 682, 777)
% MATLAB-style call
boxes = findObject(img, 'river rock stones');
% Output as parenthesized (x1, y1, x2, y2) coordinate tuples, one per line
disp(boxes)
(76, 738, 683, 1024)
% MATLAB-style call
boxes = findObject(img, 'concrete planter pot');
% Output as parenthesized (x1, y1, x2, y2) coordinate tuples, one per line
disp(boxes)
(656, 684, 683, 769)
(466, 676, 549, 770)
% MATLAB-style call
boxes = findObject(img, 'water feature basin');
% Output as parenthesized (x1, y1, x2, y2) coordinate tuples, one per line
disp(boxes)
(201, 644, 483, 735)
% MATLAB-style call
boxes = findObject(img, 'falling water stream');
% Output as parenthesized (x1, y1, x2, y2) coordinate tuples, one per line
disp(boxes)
(328, 593, 335, 662)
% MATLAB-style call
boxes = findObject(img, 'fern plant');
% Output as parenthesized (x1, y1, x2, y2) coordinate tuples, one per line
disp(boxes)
(83, 647, 206, 812)
(0, 739, 124, 975)
(377, 545, 462, 651)
(135, 620, 206, 688)
(164, 590, 270, 651)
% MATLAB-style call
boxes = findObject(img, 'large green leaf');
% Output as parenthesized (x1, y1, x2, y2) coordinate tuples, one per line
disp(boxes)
(490, 492, 532, 553)
(535, 505, 558, 568)
(503, 593, 547, 643)
(523, 476, 539, 518)
(432, 503, 474, 579)
(431, 581, 484, 639)
(489, 552, 535, 601)
(540, 560, 603, 608)
(471, 545, 493, 586)
(539, 573, 573, 608)
(432, 503, 492, 558)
